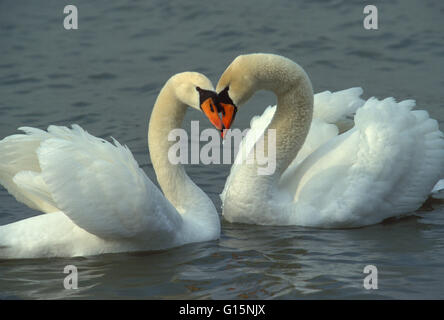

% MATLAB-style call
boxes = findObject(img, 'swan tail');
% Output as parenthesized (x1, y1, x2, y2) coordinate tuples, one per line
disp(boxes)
(0, 127, 58, 213)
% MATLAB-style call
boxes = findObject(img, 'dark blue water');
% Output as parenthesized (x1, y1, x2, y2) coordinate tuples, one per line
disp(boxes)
(0, 0, 443, 299)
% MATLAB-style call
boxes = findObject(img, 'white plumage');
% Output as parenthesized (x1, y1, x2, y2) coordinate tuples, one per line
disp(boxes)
(0, 125, 183, 258)
(222, 87, 444, 227)
(0, 72, 221, 259)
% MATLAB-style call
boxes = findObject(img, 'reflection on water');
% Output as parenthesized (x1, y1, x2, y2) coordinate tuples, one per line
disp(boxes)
(1, 0, 444, 299)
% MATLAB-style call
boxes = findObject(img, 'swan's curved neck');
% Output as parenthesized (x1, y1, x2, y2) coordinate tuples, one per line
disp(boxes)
(147, 81, 209, 213)
(246, 56, 314, 177)
(267, 72, 313, 176)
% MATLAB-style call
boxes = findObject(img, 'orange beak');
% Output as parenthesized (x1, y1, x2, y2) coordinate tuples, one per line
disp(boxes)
(201, 97, 223, 131)
(216, 86, 237, 139)
(219, 102, 237, 138)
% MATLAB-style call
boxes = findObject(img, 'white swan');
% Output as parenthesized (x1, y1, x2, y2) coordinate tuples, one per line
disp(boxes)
(0, 72, 221, 259)
(213, 53, 444, 228)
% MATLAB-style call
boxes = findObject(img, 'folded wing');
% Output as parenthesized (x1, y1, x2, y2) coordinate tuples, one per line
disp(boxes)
(0, 125, 182, 241)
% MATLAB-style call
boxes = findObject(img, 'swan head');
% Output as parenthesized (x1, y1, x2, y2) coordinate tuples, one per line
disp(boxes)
(171, 72, 223, 131)
(215, 54, 281, 134)
(212, 55, 258, 136)
(213, 53, 311, 137)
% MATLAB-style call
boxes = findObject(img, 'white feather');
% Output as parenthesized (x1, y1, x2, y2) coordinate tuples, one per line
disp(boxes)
(222, 90, 444, 228)
(0, 125, 201, 258)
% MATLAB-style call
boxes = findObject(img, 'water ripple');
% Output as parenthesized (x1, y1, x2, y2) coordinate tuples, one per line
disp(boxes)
(0, 0, 443, 300)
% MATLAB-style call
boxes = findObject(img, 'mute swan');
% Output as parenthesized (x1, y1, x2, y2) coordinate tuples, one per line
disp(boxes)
(212, 53, 444, 228)
(0, 72, 221, 259)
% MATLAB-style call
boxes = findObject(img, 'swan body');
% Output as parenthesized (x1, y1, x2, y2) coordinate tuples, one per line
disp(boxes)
(216, 53, 444, 228)
(0, 72, 220, 259)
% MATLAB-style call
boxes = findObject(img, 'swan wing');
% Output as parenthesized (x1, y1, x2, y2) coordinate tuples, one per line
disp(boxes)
(1, 125, 182, 240)
(313, 87, 365, 132)
(221, 105, 276, 202)
(221, 88, 365, 202)
(0, 128, 58, 213)
(280, 97, 444, 227)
